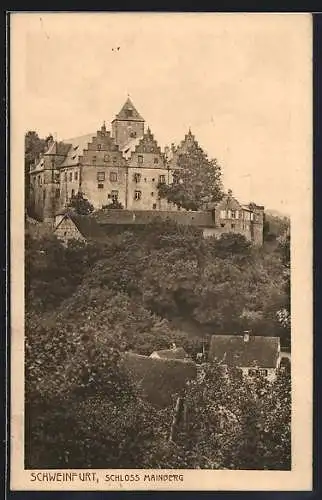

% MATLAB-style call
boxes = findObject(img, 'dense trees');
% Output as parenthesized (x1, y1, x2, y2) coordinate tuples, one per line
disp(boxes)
(158, 142, 223, 210)
(67, 191, 94, 215)
(25, 222, 291, 469)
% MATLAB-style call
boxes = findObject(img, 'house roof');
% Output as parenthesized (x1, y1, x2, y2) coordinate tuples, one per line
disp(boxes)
(55, 212, 106, 241)
(113, 97, 145, 122)
(121, 136, 143, 159)
(208, 335, 280, 368)
(150, 347, 189, 360)
(120, 352, 197, 408)
(59, 133, 95, 167)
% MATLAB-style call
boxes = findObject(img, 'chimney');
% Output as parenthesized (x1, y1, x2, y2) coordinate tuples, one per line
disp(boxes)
(243, 331, 250, 342)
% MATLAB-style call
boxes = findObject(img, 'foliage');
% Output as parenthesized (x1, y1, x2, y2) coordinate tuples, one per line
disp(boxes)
(158, 141, 223, 210)
(67, 191, 94, 215)
(25, 131, 50, 212)
(25, 220, 291, 469)
(102, 200, 124, 209)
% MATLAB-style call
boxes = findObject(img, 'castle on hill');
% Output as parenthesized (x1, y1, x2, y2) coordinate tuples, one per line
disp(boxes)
(28, 97, 264, 245)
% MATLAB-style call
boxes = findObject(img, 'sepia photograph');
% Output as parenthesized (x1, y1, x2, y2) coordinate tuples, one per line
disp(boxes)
(10, 12, 312, 491)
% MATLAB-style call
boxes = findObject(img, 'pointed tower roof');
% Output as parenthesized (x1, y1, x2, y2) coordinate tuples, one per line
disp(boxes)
(113, 97, 145, 122)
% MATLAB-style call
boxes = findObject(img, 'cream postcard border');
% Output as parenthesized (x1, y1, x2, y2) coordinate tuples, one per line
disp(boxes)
(10, 12, 313, 491)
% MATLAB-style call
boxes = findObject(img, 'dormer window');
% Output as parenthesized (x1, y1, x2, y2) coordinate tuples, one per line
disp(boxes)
(126, 108, 133, 117)
(74, 145, 79, 151)
(72, 155, 76, 160)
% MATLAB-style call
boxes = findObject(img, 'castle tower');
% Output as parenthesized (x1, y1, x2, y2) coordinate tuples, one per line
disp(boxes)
(111, 97, 145, 149)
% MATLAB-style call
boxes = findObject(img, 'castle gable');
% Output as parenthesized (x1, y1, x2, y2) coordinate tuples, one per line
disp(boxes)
(133, 128, 162, 155)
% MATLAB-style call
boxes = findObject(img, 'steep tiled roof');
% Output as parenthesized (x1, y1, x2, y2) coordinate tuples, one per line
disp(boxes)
(60, 133, 95, 167)
(150, 347, 189, 360)
(121, 136, 143, 159)
(56, 212, 106, 241)
(113, 97, 144, 122)
(208, 335, 280, 368)
(120, 352, 197, 408)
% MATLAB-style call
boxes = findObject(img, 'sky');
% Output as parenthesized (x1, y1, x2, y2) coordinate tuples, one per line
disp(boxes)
(12, 13, 311, 213)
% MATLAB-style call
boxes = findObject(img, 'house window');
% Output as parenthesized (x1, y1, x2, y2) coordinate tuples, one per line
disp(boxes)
(250, 212, 254, 221)
(221, 223, 225, 228)
(74, 171, 78, 181)
(92, 156, 97, 164)
(152, 177, 155, 182)
(138, 155, 144, 164)
(227, 210, 232, 219)
(248, 369, 257, 377)
(69, 172, 73, 182)
(126, 109, 133, 117)
(231, 223, 235, 229)
(113, 156, 117, 163)
(152, 203, 157, 209)
(110, 172, 118, 182)
(154, 157, 159, 164)
(64, 172, 67, 182)
(134, 173, 141, 183)
(151, 192, 154, 197)
(71, 189, 75, 197)
(111, 190, 118, 201)
(259, 369, 268, 377)
(54, 173, 60, 183)
(97, 172, 105, 182)
(134, 190, 142, 200)
(55, 188, 60, 199)
(98, 183, 104, 189)
(231, 210, 236, 219)
(97, 144, 102, 150)
(104, 154, 110, 162)
(159, 175, 166, 184)
(220, 210, 226, 219)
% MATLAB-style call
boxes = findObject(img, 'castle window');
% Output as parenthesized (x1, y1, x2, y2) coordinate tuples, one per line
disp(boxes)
(97, 172, 105, 182)
(55, 173, 60, 183)
(69, 172, 73, 182)
(104, 154, 110, 162)
(130, 131, 137, 138)
(220, 210, 226, 219)
(113, 156, 117, 163)
(64, 173, 67, 182)
(151, 192, 154, 197)
(55, 188, 60, 199)
(126, 108, 133, 117)
(134, 173, 141, 183)
(159, 175, 166, 184)
(231, 210, 236, 219)
(138, 155, 144, 164)
(92, 156, 97, 164)
(259, 369, 268, 377)
(221, 223, 225, 228)
(152, 203, 157, 209)
(71, 189, 75, 197)
(248, 369, 257, 377)
(111, 190, 118, 201)
(154, 157, 159, 164)
(231, 223, 235, 229)
(98, 183, 104, 189)
(110, 172, 118, 182)
(152, 178, 155, 182)
(97, 144, 102, 150)
(250, 212, 254, 221)
(134, 190, 142, 200)
(74, 145, 79, 150)
(74, 171, 78, 181)
(72, 155, 76, 160)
